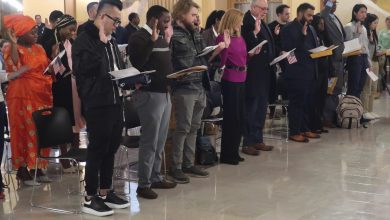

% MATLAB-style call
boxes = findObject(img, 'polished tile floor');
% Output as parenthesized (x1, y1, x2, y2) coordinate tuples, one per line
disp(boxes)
(2, 94, 390, 220)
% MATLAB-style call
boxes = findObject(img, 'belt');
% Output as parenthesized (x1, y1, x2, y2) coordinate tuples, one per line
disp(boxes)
(225, 65, 247, 72)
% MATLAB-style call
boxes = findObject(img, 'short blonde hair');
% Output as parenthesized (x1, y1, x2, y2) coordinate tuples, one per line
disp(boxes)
(172, 0, 200, 21)
(218, 9, 243, 37)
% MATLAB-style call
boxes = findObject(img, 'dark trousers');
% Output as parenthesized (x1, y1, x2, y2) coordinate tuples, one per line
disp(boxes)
(311, 71, 328, 131)
(287, 80, 314, 136)
(84, 105, 123, 196)
(243, 93, 268, 146)
(220, 81, 245, 162)
(0, 102, 5, 189)
(347, 55, 369, 98)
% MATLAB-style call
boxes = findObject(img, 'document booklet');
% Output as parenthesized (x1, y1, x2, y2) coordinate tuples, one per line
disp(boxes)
(309, 45, 339, 59)
(327, 77, 338, 95)
(248, 40, 268, 54)
(118, 44, 128, 53)
(342, 38, 362, 57)
(166, 65, 208, 79)
(110, 67, 156, 80)
(197, 45, 219, 57)
(270, 48, 296, 65)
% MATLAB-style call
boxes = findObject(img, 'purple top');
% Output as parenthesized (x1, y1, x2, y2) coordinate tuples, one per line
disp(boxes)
(216, 34, 247, 83)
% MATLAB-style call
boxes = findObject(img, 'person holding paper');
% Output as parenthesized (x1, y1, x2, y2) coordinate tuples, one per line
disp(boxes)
(72, 0, 130, 216)
(378, 17, 390, 93)
(268, 4, 291, 118)
(45, 14, 85, 173)
(169, 0, 211, 184)
(241, 0, 276, 155)
(0, 55, 29, 199)
(202, 10, 225, 81)
(128, 5, 177, 199)
(280, 3, 320, 143)
(3, 14, 53, 185)
(310, 14, 330, 134)
(215, 9, 250, 165)
(362, 13, 383, 120)
(344, 4, 370, 100)
(321, 0, 346, 128)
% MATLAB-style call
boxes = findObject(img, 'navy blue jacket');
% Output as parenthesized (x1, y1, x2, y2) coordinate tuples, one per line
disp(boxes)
(241, 10, 276, 97)
(281, 19, 319, 81)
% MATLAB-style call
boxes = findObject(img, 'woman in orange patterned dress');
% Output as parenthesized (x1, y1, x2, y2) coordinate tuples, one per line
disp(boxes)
(3, 14, 53, 186)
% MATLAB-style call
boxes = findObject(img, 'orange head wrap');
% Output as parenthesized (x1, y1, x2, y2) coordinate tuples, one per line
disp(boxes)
(3, 14, 37, 37)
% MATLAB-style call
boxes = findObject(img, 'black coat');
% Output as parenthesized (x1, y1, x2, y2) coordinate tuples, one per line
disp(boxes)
(241, 11, 276, 98)
(280, 19, 319, 81)
(72, 22, 124, 111)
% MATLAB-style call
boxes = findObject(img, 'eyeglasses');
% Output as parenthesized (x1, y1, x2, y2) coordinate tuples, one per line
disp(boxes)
(104, 14, 121, 27)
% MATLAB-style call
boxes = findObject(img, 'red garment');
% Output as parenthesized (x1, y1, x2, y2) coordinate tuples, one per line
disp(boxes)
(4, 44, 53, 169)
(3, 14, 36, 37)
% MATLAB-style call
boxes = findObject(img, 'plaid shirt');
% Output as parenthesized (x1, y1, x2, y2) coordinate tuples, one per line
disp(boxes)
(170, 23, 209, 88)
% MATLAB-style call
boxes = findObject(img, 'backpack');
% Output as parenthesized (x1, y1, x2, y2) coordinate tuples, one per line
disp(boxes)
(336, 95, 363, 129)
(195, 136, 218, 165)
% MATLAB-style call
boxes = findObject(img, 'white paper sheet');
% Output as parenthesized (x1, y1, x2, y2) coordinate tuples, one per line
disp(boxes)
(166, 65, 208, 79)
(366, 68, 378, 82)
(197, 45, 219, 57)
(342, 39, 362, 55)
(118, 44, 128, 53)
(109, 67, 156, 80)
(248, 40, 268, 54)
(270, 48, 296, 65)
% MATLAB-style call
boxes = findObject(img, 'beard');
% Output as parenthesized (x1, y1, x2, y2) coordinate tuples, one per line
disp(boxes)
(182, 19, 195, 32)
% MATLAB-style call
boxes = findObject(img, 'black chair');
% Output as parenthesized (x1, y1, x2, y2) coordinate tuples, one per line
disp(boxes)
(30, 107, 87, 214)
(114, 94, 141, 181)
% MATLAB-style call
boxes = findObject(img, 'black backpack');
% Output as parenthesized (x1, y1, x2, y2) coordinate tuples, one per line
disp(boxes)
(195, 136, 218, 165)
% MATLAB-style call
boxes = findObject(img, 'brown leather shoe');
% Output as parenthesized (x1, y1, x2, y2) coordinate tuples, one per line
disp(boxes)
(303, 132, 320, 139)
(136, 187, 158, 199)
(289, 135, 309, 143)
(253, 143, 274, 151)
(242, 146, 260, 156)
(151, 180, 177, 189)
(323, 120, 336, 128)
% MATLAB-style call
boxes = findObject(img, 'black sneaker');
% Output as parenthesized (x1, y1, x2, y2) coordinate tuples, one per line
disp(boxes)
(170, 169, 190, 184)
(82, 196, 114, 217)
(100, 191, 130, 209)
(182, 166, 209, 178)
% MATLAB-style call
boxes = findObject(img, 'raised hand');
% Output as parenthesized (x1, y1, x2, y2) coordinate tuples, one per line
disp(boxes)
(98, 16, 108, 44)
(253, 19, 261, 36)
(44, 18, 51, 29)
(274, 24, 281, 35)
(151, 19, 160, 42)
(6, 29, 17, 44)
(164, 23, 173, 44)
(302, 21, 308, 36)
(223, 30, 231, 48)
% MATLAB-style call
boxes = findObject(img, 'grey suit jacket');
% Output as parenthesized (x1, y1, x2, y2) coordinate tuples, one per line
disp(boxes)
(321, 4, 345, 62)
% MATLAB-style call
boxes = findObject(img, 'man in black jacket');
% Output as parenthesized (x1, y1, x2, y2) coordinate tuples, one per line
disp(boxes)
(169, 0, 210, 184)
(280, 3, 320, 143)
(128, 5, 177, 200)
(38, 10, 63, 53)
(77, 2, 98, 36)
(241, 0, 275, 156)
(72, 0, 129, 217)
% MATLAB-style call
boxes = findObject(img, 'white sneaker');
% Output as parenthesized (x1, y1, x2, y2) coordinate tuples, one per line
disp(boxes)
(369, 112, 381, 119)
(363, 113, 375, 120)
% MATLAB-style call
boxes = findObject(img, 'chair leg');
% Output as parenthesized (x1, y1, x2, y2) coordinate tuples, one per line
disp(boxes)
(30, 157, 81, 214)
